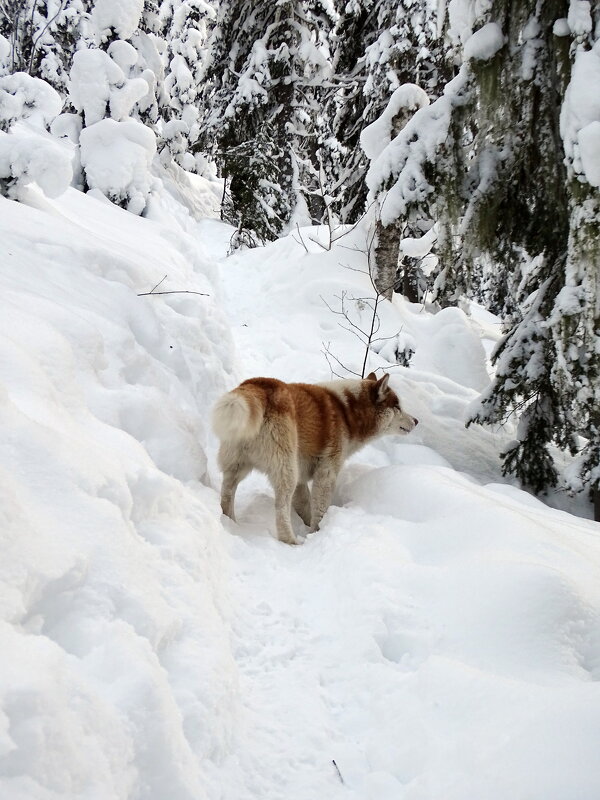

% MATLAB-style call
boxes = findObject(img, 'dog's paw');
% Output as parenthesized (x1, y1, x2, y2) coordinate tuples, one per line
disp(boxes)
(278, 533, 300, 546)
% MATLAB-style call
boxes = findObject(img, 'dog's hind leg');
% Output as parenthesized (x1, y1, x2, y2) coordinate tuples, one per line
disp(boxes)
(220, 459, 251, 522)
(272, 465, 299, 545)
(310, 460, 341, 533)
(266, 422, 299, 545)
(292, 483, 311, 526)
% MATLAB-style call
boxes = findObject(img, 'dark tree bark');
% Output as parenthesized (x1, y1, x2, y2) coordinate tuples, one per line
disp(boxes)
(374, 219, 401, 300)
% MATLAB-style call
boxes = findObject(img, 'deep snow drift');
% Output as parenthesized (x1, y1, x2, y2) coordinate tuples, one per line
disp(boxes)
(2, 182, 600, 800)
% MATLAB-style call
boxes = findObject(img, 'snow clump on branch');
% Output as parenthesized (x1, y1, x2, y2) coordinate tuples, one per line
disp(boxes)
(91, 0, 145, 42)
(69, 48, 149, 127)
(365, 70, 470, 227)
(360, 84, 429, 162)
(462, 23, 505, 62)
(560, 40, 600, 184)
(0, 73, 63, 132)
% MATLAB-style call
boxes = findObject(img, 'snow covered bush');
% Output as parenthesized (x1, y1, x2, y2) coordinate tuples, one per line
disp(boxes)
(79, 118, 156, 213)
(0, 72, 63, 132)
(68, 44, 161, 213)
(0, 129, 72, 199)
(0, 72, 70, 201)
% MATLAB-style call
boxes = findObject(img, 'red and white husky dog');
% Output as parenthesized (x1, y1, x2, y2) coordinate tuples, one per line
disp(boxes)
(212, 373, 418, 545)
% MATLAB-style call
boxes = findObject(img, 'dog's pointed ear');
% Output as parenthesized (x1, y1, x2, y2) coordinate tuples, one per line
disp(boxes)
(366, 372, 378, 381)
(372, 373, 390, 402)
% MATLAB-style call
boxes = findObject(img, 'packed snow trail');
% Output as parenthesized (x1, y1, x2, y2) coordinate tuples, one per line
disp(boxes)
(204, 221, 600, 799)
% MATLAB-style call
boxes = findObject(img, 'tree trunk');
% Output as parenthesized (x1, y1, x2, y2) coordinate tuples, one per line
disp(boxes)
(374, 218, 401, 300)
(401, 257, 421, 303)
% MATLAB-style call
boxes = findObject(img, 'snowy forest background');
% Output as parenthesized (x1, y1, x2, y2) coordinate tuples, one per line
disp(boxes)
(1, 0, 600, 507)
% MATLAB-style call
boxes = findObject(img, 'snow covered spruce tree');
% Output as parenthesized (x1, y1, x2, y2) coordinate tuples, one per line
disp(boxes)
(460, 1, 590, 498)
(328, 0, 445, 224)
(157, 0, 214, 172)
(366, 1, 600, 503)
(198, 0, 335, 248)
(550, 5, 600, 503)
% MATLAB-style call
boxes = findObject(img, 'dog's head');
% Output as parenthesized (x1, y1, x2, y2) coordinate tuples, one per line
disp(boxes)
(365, 372, 418, 435)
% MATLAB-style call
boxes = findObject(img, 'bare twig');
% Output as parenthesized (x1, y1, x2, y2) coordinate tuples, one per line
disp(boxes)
(320, 212, 409, 378)
(220, 177, 228, 221)
(307, 234, 330, 251)
(137, 274, 209, 297)
(292, 222, 309, 253)
(321, 342, 361, 378)
(339, 323, 369, 346)
(332, 760, 344, 785)
(321, 347, 346, 379)
(137, 290, 209, 297)
(149, 274, 168, 293)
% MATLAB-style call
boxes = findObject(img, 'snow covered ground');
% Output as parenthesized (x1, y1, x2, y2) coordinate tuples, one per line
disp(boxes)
(2, 181, 600, 800)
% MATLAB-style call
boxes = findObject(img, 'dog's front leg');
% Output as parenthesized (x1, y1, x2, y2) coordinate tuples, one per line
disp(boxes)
(292, 483, 312, 526)
(310, 461, 340, 533)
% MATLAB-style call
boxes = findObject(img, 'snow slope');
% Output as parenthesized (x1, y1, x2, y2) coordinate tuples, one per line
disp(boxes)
(2, 187, 600, 800)
(0, 184, 239, 799)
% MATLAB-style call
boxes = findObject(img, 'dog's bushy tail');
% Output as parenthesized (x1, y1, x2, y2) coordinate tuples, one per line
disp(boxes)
(212, 387, 264, 442)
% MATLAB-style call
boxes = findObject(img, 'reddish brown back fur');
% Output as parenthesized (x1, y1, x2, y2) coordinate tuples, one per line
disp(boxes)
(238, 377, 391, 456)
